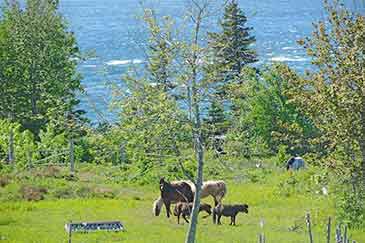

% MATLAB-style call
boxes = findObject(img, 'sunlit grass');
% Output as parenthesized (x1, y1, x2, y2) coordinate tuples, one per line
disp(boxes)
(0, 165, 364, 242)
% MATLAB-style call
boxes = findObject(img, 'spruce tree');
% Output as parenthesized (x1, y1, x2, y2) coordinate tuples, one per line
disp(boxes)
(205, 0, 257, 140)
(207, 0, 257, 89)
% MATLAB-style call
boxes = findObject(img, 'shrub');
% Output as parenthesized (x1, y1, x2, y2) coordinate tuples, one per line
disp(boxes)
(53, 186, 74, 199)
(0, 119, 36, 166)
(20, 185, 48, 201)
(93, 187, 115, 198)
(75, 185, 92, 198)
(276, 145, 288, 167)
(337, 189, 365, 229)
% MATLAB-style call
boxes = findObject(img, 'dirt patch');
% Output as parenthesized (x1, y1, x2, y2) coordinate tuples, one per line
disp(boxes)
(34, 165, 62, 178)
(20, 185, 48, 201)
(0, 175, 11, 187)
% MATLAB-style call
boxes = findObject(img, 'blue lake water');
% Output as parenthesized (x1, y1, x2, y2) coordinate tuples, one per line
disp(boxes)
(4, 0, 365, 122)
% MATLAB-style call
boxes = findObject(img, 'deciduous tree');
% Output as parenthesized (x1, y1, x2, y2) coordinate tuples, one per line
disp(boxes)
(0, 0, 83, 136)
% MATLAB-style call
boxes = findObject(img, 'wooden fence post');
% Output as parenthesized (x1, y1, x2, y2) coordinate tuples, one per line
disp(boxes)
(68, 220, 72, 243)
(8, 129, 14, 163)
(336, 225, 342, 243)
(69, 138, 74, 176)
(258, 219, 265, 243)
(306, 213, 314, 243)
(344, 224, 348, 243)
(327, 217, 331, 243)
(27, 150, 32, 169)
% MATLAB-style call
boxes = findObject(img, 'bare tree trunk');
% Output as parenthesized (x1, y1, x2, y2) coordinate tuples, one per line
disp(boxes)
(185, 2, 206, 241)
(185, 50, 204, 243)
(185, 130, 204, 243)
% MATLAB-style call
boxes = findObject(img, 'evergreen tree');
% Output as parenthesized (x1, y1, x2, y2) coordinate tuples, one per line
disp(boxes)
(0, 0, 83, 136)
(205, 100, 227, 136)
(204, 100, 229, 153)
(204, 0, 257, 139)
(207, 0, 257, 92)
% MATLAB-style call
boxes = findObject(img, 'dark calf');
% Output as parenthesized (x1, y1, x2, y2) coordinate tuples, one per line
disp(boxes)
(213, 204, 248, 225)
(173, 202, 212, 224)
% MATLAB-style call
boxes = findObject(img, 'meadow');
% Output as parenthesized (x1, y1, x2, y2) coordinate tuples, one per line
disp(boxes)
(1, 163, 364, 243)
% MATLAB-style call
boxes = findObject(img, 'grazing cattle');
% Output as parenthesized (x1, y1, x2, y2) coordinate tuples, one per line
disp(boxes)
(159, 178, 194, 218)
(286, 156, 305, 171)
(153, 180, 227, 216)
(213, 204, 249, 225)
(173, 202, 211, 224)
(200, 180, 227, 206)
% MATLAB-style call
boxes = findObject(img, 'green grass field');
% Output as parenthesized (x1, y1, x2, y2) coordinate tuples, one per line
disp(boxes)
(0, 164, 364, 243)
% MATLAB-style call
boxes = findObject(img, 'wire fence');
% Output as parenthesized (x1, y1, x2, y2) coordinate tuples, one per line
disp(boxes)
(2, 129, 192, 177)
(3, 131, 77, 175)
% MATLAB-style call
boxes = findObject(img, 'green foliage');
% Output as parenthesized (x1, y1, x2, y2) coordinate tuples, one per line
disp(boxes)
(0, 0, 83, 136)
(2, 164, 362, 242)
(205, 0, 257, 141)
(277, 145, 289, 167)
(245, 167, 272, 183)
(38, 123, 67, 150)
(205, 100, 228, 135)
(230, 64, 317, 156)
(295, 0, 365, 178)
(337, 190, 365, 228)
(274, 168, 328, 198)
(79, 125, 126, 165)
(207, 0, 257, 86)
(118, 81, 191, 180)
(143, 9, 179, 92)
(203, 100, 230, 149)
(0, 119, 36, 165)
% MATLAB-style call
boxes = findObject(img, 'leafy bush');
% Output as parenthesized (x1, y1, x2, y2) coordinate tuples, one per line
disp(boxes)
(0, 119, 36, 166)
(53, 186, 74, 199)
(36, 122, 68, 164)
(276, 145, 288, 167)
(82, 126, 125, 165)
(337, 190, 365, 229)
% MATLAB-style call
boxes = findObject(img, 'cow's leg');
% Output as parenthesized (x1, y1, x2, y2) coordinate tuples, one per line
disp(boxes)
(218, 215, 222, 225)
(164, 201, 171, 218)
(183, 214, 190, 224)
(233, 215, 236, 225)
(214, 197, 219, 207)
